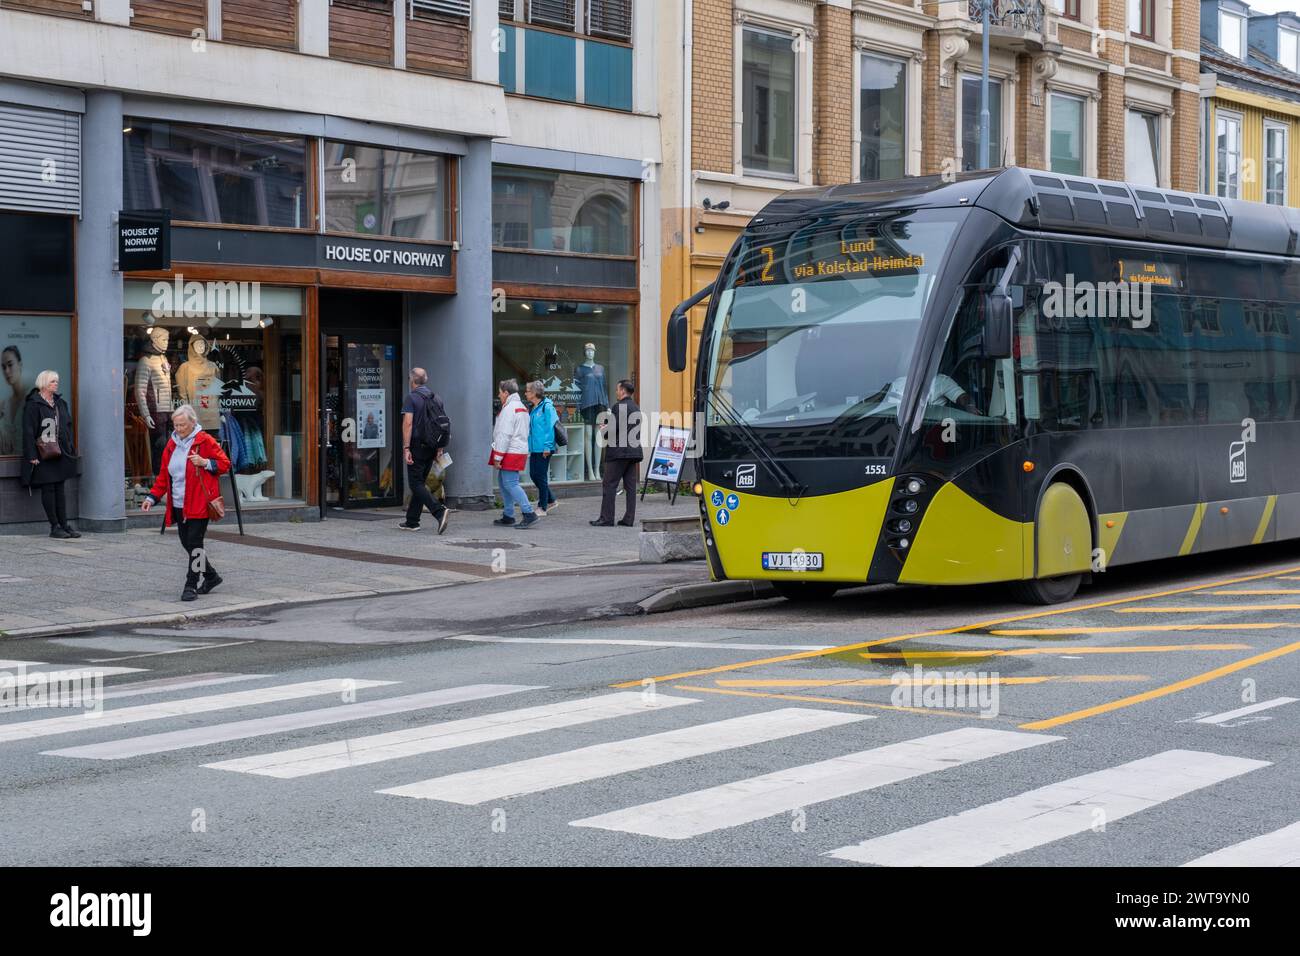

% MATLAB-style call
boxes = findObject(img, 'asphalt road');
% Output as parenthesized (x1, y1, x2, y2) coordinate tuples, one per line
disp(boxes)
(3, 542, 1300, 867)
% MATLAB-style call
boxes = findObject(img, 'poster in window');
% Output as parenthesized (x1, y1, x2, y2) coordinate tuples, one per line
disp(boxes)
(0, 315, 73, 458)
(356, 388, 387, 449)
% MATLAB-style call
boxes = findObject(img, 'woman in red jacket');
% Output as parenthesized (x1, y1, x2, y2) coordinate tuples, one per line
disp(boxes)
(141, 404, 231, 602)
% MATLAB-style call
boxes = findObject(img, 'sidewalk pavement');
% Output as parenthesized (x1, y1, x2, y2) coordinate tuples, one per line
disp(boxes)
(0, 494, 705, 639)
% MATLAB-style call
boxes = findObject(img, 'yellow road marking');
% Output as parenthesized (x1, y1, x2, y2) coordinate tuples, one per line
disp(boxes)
(1253, 496, 1278, 545)
(1020, 640, 1300, 730)
(1114, 605, 1300, 613)
(673, 685, 979, 718)
(716, 676, 1148, 688)
(612, 561, 1300, 688)
(858, 644, 1250, 659)
(1179, 503, 1207, 556)
(989, 623, 1289, 635)
(1209, 589, 1300, 595)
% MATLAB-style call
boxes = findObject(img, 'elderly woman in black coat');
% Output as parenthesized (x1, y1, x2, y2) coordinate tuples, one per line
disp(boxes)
(21, 369, 80, 539)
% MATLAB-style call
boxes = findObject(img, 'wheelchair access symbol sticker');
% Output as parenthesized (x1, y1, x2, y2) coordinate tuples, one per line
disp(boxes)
(715, 509, 731, 526)
(710, 490, 725, 507)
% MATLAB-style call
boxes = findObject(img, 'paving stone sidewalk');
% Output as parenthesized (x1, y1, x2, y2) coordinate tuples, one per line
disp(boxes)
(0, 494, 695, 638)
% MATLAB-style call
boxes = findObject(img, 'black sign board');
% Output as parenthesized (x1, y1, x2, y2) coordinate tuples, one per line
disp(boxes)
(118, 210, 171, 272)
(170, 227, 455, 280)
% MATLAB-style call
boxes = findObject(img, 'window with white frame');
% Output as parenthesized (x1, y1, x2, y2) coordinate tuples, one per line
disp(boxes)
(742, 27, 798, 177)
(1266, 121, 1288, 205)
(1216, 111, 1243, 198)
(1280, 28, 1299, 72)
(1049, 93, 1085, 176)
(859, 52, 907, 182)
(1126, 109, 1160, 185)
(1220, 11, 1245, 58)
(960, 74, 1003, 171)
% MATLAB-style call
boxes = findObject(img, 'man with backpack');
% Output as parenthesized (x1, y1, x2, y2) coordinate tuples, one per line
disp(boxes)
(398, 367, 451, 534)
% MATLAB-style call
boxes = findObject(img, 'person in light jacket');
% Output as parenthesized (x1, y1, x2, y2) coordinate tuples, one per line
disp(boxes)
(525, 380, 559, 517)
(140, 404, 231, 601)
(490, 379, 537, 529)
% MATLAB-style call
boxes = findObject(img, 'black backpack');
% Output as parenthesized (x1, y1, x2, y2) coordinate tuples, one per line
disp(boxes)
(413, 387, 452, 452)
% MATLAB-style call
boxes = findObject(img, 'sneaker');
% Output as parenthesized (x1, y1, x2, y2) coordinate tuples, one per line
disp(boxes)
(181, 587, 198, 602)
(437, 510, 451, 535)
(493, 515, 516, 526)
(397, 522, 422, 531)
(49, 527, 71, 539)
(197, 573, 223, 596)
(60, 524, 82, 539)
(546, 499, 559, 512)
(534, 508, 547, 517)
(518, 513, 539, 529)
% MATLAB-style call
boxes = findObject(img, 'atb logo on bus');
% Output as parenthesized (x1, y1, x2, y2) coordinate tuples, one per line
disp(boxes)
(1229, 441, 1248, 483)
(736, 464, 757, 489)
(762, 550, 824, 572)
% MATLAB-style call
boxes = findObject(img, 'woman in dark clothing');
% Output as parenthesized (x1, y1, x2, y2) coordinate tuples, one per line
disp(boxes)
(21, 369, 80, 539)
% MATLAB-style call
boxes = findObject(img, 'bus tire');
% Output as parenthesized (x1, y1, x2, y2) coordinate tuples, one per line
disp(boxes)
(772, 581, 841, 602)
(1007, 574, 1081, 605)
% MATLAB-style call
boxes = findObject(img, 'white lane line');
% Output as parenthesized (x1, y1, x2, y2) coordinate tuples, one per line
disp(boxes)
(206, 692, 698, 779)
(380, 707, 872, 806)
(571, 727, 1061, 840)
(1, 667, 144, 685)
(1183, 821, 1300, 867)
(85, 640, 255, 662)
(825, 750, 1270, 867)
(0, 660, 45, 669)
(1194, 697, 1299, 725)
(44, 684, 539, 760)
(0, 679, 394, 744)
(447, 635, 835, 651)
(99, 673, 266, 700)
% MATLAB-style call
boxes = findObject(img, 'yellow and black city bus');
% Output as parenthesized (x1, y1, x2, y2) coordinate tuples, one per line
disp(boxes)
(666, 167, 1300, 603)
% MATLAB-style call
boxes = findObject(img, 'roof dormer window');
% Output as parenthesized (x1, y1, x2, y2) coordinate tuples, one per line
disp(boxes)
(1281, 27, 1300, 72)
(1220, 10, 1246, 59)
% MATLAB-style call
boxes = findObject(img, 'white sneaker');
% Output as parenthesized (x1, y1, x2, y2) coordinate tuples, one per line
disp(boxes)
(547, 499, 559, 512)
(535, 508, 547, 517)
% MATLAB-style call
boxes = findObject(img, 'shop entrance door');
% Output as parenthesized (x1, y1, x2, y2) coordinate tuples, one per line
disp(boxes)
(321, 332, 403, 511)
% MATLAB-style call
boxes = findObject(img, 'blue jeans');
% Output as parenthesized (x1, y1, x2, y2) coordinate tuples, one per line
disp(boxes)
(498, 467, 533, 519)
(529, 452, 557, 509)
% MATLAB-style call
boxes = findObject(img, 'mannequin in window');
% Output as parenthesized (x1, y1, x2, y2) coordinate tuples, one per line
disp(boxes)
(134, 326, 173, 472)
(574, 342, 608, 481)
(175, 334, 222, 431)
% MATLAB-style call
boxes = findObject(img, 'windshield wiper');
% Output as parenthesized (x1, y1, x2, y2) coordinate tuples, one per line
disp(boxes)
(702, 385, 806, 503)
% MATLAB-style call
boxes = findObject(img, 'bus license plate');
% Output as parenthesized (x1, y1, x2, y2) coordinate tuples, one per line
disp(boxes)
(762, 552, 824, 572)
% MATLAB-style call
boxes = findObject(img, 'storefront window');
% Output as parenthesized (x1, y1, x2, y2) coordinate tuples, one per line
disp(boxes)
(0, 212, 75, 458)
(123, 120, 309, 228)
(492, 300, 633, 484)
(0, 315, 73, 458)
(122, 281, 305, 509)
(492, 167, 633, 255)
(323, 141, 451, 241)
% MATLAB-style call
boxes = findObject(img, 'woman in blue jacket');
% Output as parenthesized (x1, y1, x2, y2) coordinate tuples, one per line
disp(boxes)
(525, 381, 559, 516)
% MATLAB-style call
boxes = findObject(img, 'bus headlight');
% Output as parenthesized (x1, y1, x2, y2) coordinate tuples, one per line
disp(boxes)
(892, 519, 912, 534)
(898, 538, 910, 549)
(905, 478, 924, 494)
(900, 498, 919, 514)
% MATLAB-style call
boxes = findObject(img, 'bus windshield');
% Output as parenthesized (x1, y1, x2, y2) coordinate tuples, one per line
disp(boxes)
(706, 209, 966, 428)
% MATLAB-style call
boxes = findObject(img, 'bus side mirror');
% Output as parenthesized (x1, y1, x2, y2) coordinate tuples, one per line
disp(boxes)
(983, 291, 1014, 359)
(668, 310, 689, 373)
(667, 285, 714, 373)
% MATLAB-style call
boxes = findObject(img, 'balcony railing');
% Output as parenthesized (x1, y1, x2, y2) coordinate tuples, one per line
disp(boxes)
(968, 0, 1045, 34)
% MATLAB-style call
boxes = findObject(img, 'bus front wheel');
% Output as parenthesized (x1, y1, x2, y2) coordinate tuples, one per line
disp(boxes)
(1007, 573, 1081, 605)
(772, 581, 841, 602)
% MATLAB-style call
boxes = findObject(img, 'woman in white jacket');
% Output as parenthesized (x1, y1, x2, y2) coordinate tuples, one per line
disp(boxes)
(491, 379, 538, 528)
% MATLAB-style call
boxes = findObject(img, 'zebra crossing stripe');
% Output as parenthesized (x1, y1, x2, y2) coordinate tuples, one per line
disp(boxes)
(825, 749, 1270, 866)
(571, 727, 1060, 840)
(0, 679, 394, 744)
(1183, 820, 1300, 866)
(379, 707, 871, 806)
(205, 692, 699, 779)
(1194, 697, 1298, 725)
(42, 685, 539, 760)
(99, 673, 267, 700)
